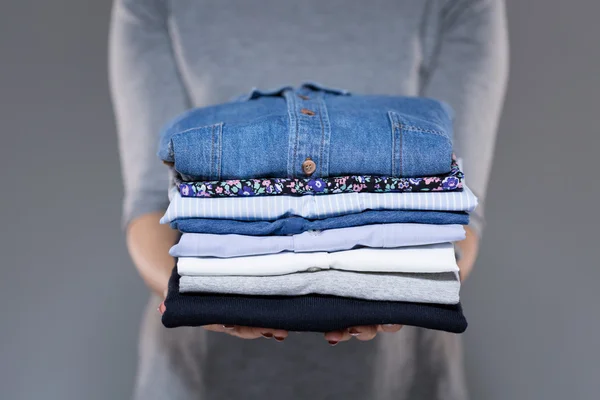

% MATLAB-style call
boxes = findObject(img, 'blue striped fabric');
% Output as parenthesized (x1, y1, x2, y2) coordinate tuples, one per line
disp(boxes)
(160, 185, 478, 223)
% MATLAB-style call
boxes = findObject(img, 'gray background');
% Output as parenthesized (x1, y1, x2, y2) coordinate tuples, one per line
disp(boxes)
(1, 0, 598, 399)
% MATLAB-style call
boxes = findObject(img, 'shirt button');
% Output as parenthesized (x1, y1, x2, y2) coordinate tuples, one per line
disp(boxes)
(300, 108, 315, 116)
(302, 157, 316, 176)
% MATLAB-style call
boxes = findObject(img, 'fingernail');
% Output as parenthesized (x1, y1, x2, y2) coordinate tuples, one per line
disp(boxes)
(222, 325, 235, 330)
(328, 340, 338, 346)
(384, 324, 396, 327)
(274, 336, 285, 342)
(262, 333, 273, 339)
(158, 302, 166, 315)
(348, 329, 360, 337)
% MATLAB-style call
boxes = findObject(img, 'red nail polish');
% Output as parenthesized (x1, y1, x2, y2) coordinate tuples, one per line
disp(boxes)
(328, 341, 338, 346)
(262, 333, 273, 338)
(274, 336, 285, 342)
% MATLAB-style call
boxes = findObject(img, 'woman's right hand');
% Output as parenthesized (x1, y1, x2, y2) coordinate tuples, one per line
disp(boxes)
(127, 214, 290, 341)
(158, 300, 289, 341)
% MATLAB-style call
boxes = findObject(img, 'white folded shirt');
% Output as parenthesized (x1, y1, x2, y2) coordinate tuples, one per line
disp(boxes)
(177, 242, 458, 276)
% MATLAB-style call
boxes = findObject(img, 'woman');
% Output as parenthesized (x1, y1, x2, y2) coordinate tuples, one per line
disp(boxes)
(109, 0, 508, 398)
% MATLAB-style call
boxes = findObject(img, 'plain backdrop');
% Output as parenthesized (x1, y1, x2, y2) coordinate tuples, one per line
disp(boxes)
(1, 1, 598, 399)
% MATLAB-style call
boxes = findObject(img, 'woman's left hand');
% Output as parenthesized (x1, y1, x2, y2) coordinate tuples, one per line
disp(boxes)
(323, 226, 480, 345)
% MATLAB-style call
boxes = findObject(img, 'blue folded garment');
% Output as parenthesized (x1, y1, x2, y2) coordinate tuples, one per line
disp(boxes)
(158, 83, 454, 180)
(171, 210, 469, 235)
(170, 223, 465, 258)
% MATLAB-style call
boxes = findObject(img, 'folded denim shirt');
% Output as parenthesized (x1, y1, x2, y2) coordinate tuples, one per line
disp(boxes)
(174, 157, 463, 198)
(158, 82, 454, 180)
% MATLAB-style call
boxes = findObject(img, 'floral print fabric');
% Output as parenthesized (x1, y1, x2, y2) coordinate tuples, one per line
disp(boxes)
(175, 159, 463, 198)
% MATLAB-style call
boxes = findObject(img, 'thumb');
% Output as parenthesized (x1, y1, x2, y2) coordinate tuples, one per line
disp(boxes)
(157, 288, 168, 315)
(157, 300, 166, 315)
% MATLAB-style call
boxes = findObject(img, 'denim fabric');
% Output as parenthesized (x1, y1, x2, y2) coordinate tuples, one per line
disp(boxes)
(171, 210, 470, 235)
(158, 83, 454, 180)
(170, 224, 465, 258)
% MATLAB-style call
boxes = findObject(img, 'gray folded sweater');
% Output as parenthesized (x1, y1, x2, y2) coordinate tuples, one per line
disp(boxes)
(179, 270, 460, 304)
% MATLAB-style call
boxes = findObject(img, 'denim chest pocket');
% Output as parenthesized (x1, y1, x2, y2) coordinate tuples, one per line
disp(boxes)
(387, 111, 452, 177)
(171, 122, 224, 180)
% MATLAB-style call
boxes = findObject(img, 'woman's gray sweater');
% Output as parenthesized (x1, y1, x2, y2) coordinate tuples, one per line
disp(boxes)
(109, 0, 507, 399)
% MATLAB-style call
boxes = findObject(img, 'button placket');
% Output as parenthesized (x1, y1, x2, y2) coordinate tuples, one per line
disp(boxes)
(290, 88, 328, 177)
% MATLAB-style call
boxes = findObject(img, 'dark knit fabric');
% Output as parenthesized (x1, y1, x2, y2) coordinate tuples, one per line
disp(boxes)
(162, 268, 467, 333)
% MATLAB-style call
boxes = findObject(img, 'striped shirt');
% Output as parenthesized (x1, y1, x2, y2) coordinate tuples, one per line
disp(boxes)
(161, 184, 478, 223)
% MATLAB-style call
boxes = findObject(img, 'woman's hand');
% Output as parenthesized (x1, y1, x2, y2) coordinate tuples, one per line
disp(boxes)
(202, 324, 289, 341)
(456, 225, 479, 282)
(321, 226, 480, 345)
(129, 213, 291, 342)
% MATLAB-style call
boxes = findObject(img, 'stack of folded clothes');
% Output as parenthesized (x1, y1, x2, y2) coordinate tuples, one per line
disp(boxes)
(158, 83, 477, 333)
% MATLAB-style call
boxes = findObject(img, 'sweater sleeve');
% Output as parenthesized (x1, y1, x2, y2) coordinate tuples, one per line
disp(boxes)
(109, 0, 190, 228)
(421, 0, 509, 237)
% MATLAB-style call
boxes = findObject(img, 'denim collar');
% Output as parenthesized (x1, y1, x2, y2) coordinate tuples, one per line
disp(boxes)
(232, 82, 350, 102)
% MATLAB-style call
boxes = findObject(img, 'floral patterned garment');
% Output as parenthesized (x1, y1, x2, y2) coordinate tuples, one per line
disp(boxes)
(175, 158, 463, 198)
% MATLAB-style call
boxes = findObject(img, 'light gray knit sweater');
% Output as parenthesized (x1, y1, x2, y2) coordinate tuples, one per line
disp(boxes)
(109, 0, 508, 399)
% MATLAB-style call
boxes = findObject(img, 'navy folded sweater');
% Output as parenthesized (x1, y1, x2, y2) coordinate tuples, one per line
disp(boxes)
(162, 267, 467, 333)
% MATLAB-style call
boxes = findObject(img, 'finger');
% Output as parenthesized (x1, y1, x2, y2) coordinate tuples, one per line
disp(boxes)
(231, 326, 263, 339)
(378, 324, 403, 333)
(202, 324, 229, 333)
(271, 329, 288, 340)
(348, 325, 378, 341)
(324, 329, 351, 346)
(251, 327, 288, 341)
(157, 301, 166, 315)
